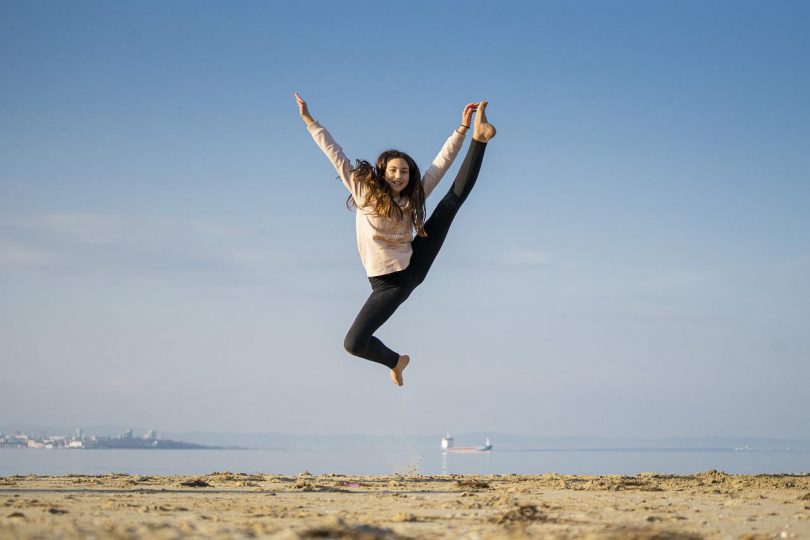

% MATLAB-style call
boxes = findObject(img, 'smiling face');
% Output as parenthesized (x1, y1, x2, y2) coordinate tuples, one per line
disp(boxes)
(383, 157, 410, 194)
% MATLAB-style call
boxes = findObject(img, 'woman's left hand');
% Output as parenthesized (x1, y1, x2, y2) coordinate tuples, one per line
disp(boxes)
(460, 102, 478, 133)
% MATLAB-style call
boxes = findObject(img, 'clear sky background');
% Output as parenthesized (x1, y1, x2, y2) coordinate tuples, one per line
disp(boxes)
(1, 1, 808, 438)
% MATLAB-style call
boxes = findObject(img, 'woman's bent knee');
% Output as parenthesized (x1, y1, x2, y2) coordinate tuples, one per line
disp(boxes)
(343, 333, 366, 356)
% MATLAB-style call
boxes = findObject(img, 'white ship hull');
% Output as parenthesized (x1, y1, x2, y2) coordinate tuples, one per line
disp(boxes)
(441, 434, 492, 453)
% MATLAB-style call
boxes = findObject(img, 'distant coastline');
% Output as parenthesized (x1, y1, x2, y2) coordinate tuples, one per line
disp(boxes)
(0, 428, 221, 450)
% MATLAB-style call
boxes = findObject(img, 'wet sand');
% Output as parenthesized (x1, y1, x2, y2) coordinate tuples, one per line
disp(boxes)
(1, 471, 809, 538)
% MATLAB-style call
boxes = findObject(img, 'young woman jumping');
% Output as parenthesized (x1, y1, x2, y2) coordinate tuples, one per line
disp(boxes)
(295, 93, 496, 386)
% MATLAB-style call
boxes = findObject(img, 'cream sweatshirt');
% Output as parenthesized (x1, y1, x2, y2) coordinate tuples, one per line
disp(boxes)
(308, 121, 466, 277)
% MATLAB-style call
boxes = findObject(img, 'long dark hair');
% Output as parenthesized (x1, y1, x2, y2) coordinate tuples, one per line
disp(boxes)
(346, 150, 427, 237)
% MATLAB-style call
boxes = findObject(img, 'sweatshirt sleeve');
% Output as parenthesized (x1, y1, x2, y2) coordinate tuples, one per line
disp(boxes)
(307, 121, 363, 203)
(421, 129, 466, 199)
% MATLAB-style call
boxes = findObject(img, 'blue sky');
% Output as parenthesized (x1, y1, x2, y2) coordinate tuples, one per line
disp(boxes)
(1, 0, 808, 438)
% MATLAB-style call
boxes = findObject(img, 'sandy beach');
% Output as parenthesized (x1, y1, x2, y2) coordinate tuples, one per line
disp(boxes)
(1, 471, 809, 539)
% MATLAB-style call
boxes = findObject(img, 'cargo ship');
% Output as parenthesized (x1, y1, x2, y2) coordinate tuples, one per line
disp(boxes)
(441, 433, 492, 453)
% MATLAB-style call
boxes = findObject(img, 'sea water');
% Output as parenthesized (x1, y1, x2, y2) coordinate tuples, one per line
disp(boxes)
(1, 448, 808, 477)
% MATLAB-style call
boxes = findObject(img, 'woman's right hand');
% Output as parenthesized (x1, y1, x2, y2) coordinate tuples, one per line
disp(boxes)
(295, 92, 315, 127)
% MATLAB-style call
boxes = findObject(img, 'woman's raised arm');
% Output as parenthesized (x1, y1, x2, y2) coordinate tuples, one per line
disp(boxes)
(421, 102, 477, 198)
(295, 93, 362, 201)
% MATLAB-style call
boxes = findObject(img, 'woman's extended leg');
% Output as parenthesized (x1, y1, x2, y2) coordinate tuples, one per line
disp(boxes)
(409, 102, 496, 284)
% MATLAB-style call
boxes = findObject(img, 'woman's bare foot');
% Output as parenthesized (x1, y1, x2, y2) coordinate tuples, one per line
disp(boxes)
(473, 101, 497, 142)
(390, 355, 410, 386)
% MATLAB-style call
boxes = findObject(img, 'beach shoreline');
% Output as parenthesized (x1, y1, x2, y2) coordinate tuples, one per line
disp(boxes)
(1, 471, 809, 538)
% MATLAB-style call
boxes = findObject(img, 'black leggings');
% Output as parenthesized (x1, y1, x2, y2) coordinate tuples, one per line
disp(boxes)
(343, 139, 487, 369)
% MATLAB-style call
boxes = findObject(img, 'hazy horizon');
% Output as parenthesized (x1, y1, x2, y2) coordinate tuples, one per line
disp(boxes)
(5, 423, 810, 453)
(2, 1, 809, 440)
(4, 423, 810, 447)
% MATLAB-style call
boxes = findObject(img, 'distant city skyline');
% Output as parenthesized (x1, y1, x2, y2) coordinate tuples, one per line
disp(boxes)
(2, 1, 809, 438)
(0, 426, 226, 451)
